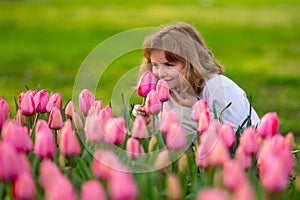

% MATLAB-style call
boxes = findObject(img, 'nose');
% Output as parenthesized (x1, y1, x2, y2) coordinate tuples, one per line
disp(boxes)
(155, 65, 167, 79)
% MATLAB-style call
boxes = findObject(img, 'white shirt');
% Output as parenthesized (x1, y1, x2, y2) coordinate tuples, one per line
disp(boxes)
(160, 74, 260, 134)
(198, 74, 260, 131)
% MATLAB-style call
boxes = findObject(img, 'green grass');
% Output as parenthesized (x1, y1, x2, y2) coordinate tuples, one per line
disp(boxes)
(0, 0, 299, 135)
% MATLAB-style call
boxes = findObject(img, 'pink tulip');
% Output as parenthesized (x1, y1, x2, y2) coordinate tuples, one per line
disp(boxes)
(92, 150, 125, 180)
(88, 99, 103, 116)
(196, 120, 229, 168)
(126, 137, 141, 160)
(0, 142, 22, 182)
(104, 117, 126, 145)
(18, 153, 32, 175)
(154, 149, 171, 173)
(0, 97, 10, 130)
(84, 112, 105, 143)
(98, 105, 113, 125)
(144, 90, 162, 115)
(60, 120, 81, 157)
(233, 183, 257, 200)
(81, 180, 107, 200)
(34, 120, 56, 159)
(131, 115, 149, 139)
(196, 188, 230, 200)
(257, 112, 279, 139)
(33, 89, 50, 113)
(45, 176, 77, 200)
(160, 108, 177, 134)
(2, 120, 33, 153)
(13, 172, 36, 200)
(20, 91, 36, 116)
(46, 93, 62, 113)
(220, 123, 235, 148)
(156, 79, 170, 102)
(137, 71, 157, 97)
(79, 89, 95, 116)
(64, 100, 74, 119)
(239, 127, 259, 156)
(197, 109, 210, 133)
(108, 171, 138, 200)
(259, 153, 289, 192)
(166, 122, 186, 151)
(191, 99, 208, 122)
(48, 107, 63, 130)
(235, 146, 252, 170)
(40, 159, 63, 190)
(223, 160, 248, 190)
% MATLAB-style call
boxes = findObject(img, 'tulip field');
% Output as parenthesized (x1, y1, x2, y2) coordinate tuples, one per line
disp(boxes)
(1, 78, 300, 199)
(1, 0, 300, 199)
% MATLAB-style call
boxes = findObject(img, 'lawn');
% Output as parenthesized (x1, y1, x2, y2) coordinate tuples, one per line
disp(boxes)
(0, 0, 299, 135)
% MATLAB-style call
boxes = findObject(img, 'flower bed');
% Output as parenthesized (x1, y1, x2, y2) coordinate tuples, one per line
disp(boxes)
(0, 87, 300, 200)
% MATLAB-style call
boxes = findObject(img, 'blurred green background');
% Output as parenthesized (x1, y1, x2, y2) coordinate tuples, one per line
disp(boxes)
(0, 0, 299, 135)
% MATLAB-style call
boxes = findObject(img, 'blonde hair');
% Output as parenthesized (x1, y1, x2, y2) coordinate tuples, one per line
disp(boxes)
(140, 22, 223, 95)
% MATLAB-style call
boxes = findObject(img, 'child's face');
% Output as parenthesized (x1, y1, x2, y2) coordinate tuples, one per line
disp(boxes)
(150, 50, 184, 91)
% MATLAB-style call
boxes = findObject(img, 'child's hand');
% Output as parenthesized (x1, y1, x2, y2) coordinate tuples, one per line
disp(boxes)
(171, 90, 197, 107)
(132, 104, 151, 124)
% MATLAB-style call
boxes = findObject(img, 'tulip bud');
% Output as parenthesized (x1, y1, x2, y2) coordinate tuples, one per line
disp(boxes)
(166, 174, 182, 200)
(108, 171, 138, 200)
(220, 123, 235, 148)
(45, 176, 77, 200)
(285, 131, 295, 150)
(46, 93, 62, 113)
(131, 115, 149, 139)
(160, 108, 177, 134)
(60, 120, 81, 157)
(223, 160, 247, 190)
(84, 112, 105, 143)
(20, 91, 36, 116)
(235, 146, 252, 170)
(257, 112, 279, 139)
(104, 117, 126, 146)
(166, 122, 186, 151)
(16, 109, 26, 126)
(40, 159, 63, 190)
(144, 90, 162, 115)
(64, 100, 74, 119)
(13, 172, 36, 200)
(48, 107, 63, 130)
(0, 142, 22, 182)
(33, 89, 50, 113)
(92, 150, 125, 180)
(72, 111, 83, 131)
(154, 149, 171, 174)
(2, 120, 33, 153)
(197, 109, 210, 133)
(81, 180, 107, 200)
(156, 79, 170, 102)
(178, 153, 188, 173)
(0, 97, 10, 130)
(126, 137, 141, 160)
(197, 188, 230, 200)
(79, 89, 95, 116)
(34, 120, 56, 159)
(239, 127, 259, 156)
(191, 99, 208, 122)
(148, 135, 158, 152)
(137, 71, 157, 97)
(88, 99, 103, 116)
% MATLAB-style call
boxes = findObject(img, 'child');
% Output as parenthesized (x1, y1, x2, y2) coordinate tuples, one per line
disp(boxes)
(133, 22, 259, 134)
